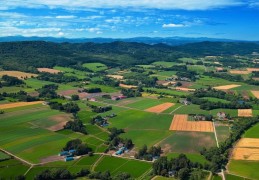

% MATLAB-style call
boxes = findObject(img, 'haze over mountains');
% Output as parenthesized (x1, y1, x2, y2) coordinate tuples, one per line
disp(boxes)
(0, 36, 257, 46)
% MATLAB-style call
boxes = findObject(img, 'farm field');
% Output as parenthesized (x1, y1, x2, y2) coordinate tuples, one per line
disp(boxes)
(0, 71, 37, 79)
(37, 68, 62, 74)
(145, 102, 175, 113)
(83, 63, 107, 72)
(215, 125, 230, 143)
(244, 123, 259, 138)
(166, 153, 209, 164)
(238, 109, 253, 117)
(126, 98, 168, 110)
(53, 66, 89, 79)
(0, 101, 43, 110)
(94, 156, 152, 178)
(0, 159, 29, 178)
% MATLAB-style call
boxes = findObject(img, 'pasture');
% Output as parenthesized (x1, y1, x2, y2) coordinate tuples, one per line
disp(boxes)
(0, 159, 29, 178)
(152, 61, 178, 67)
(244, 123, 259, 138)
(159, 131, 216, 154)
(228, 160, 259, 180)
(37, 68, 62, 74)
(0, 71, 37, 79)
(94, 156, 152, 178)
(83, 63, 107, 72)
(54, 66, 88, 79)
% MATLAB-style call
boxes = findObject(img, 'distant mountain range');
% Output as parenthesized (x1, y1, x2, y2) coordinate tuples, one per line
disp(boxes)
(0, 36, 257, 45)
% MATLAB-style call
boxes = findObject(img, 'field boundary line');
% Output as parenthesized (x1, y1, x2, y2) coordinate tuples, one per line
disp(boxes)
(226, 172, 256, 180)
(24, 165, 34, 176)
(170, 105, 184, 114)
(110, 160, 129, 174)
(91, 154, 104, 171)
(0, 148, 34, 166)
(213, 121, 225, 180)
(138, 167, 153, 180)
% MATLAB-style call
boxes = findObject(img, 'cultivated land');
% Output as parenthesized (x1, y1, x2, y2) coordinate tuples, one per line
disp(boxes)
(0, 71, 38, 79)
(238, 109, 253, 117)
(0, 101, 44, 109)
(169, 114, 214, 132)
(251, 90, 259, 98)
(213, 84, 241, 90)
(37, 68, 62, 74)
(145, 102, 174, 113)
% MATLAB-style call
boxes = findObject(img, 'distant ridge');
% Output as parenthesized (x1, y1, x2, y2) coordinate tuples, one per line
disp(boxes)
(0, 36, 256, 46)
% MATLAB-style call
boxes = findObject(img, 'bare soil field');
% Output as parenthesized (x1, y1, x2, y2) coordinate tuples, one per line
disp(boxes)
(251, 91, 259, 99)
(0, 71, 38, 79)
(58, 89, 79, 96)
(175, 87, 195, 92)
(232, 138, 259, 160)
(47, 114, 72, 131)
(40, 155, 64, 163)
(238, 109, 253, 117)
(169, 114, 214, 132)
(213, 84, 241, 90)
(229, 70, 250, 75)
(247, 68, 259, 72)
(119, 83, 138, 89)
(107, 75, 123, 80)
(0, 101, 44, 109)
(37, 68, 62, 74)
(145, 103, 175, 113)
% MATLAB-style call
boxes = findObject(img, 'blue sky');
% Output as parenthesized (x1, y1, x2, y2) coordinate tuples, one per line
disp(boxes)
(0, 0, 259, 40)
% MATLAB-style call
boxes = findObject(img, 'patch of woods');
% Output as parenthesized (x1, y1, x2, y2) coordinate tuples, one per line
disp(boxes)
(93, 77, 119, 87)
(121, 88, 142, 97)
(64, 116, 87, 134)
(153, 154, 207, 180)
(37, 72, 79, 83)
(0, 75, 24, 87)
(123, 72, 158, 87)
(32, 168, 132, 180)
(37, 84, 59, 99)
(86, 103, 112, 113)
(49, 101, 80, 113)
(105, 128, 133, 152)
(90, 114, 116, 127)
(81, 87, 102, 93)
(0, 90, 38, 102)
(135, 145, 162, 161)
(200, 117, 259, 173)
(63, 139, 91, 156)
(187, 88, 251, 110)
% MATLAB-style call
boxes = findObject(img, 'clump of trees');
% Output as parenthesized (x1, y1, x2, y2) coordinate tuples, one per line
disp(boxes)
(63, 139, 91, 156)
(1, 75, 24, 86)
(135, 145, 162, 161)
(121, 88, 142, 97)
(49, 102, 80, 113)
(37, 72, 79, 83)
(153, 154, 206, 179)
(86, 103, 112, 113)
(0, 90, 38, 102)
(83, 87, 102, 93)
(64, 119, 87, 134)
(71, 94, 79, 101)
(37, 84, 59, 99)
(94, 77, 119, 87)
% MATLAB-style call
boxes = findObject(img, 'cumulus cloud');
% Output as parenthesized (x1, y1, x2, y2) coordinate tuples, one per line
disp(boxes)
(162, 23, 185, 28)
(0, 0, 244, 10)
(56, 15, 76, 19)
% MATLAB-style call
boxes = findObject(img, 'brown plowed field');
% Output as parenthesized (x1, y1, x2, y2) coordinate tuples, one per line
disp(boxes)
(238, 109, 253, 117)
(175, 87, 195, 92)
(169, 114, 214, 132)
(229, 70, 250, 74)
(37, 68, 62, 74)
(145, 103, 174, 113)
(213, 84, 241, 90)
(247, 68, 259, 72)
(0, 101, 44, 109)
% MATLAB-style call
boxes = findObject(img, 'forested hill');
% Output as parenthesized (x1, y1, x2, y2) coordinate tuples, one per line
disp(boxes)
(0, 41, 259, 72)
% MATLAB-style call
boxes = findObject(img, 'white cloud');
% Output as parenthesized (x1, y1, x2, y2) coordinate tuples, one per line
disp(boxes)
(0, 0, 244, 10)
(87, 27, 101, 33)
(56, 15, 76, 19)
(162, 23, 185, 28)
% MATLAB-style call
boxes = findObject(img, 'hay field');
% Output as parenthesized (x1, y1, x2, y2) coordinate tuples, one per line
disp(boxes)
(232, 138, 259, 160)
(169, 114, 214, 132)
(229, 70, 250, 75)
(119, 83, 137, 89)
(0, 101, 44, 110)
(107, 75, 123, 80)
(37, 68, 62, 74)
(213, 84, 241, 90)
(247, 68, 259, 72)
(175, 87, 195, 92)
(238, 109, 253, 117)
(0, 71, 37, 79)
(251, 91, 259, 98)
(145, 103, 175, 113)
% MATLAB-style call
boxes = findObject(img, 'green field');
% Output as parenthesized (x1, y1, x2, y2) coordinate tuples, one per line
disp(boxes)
(94, 156, 152, 178)
(0, 152, 10, 161)
(215, 125, 230, 143)
(83, 63, 108, 72)
(0, 159, 29, 178)
(144, 87, 190, 96)
(152, 61, 179, 67)
(228, 160, 259, 180)
(54, 66, 89, 79)
(244, 123, 259, 138)
(126, 98, 165, 110)
(201, 97, 230, 103)
(159, 131, 216, 154)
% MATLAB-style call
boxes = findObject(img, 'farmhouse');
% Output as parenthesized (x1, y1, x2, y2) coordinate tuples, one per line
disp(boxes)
(217, 112, 227, 120)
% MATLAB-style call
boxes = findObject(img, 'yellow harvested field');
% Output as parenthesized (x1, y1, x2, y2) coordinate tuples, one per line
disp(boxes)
(119, 83, 138, 89)
(0, 71, 38, 79)
(107, 75, 123, 80)
(0, 101, 44, 109)
(238, 109, 253, 117)
(37, 68, 62, 74)
(213, 84, 241, 90)
(169, 114, 214, 132)
(162, 81, 176, 86)
(232, 148, 259, 160)
(145, 103, 174, 113)
(251, 91, 259, 98)
(216, 67, 224, 71)
(247, 68, 259, 72)
(175, 87, 195, 92)
(232, 138, 259, 160)
(229, 70, 250, 75)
